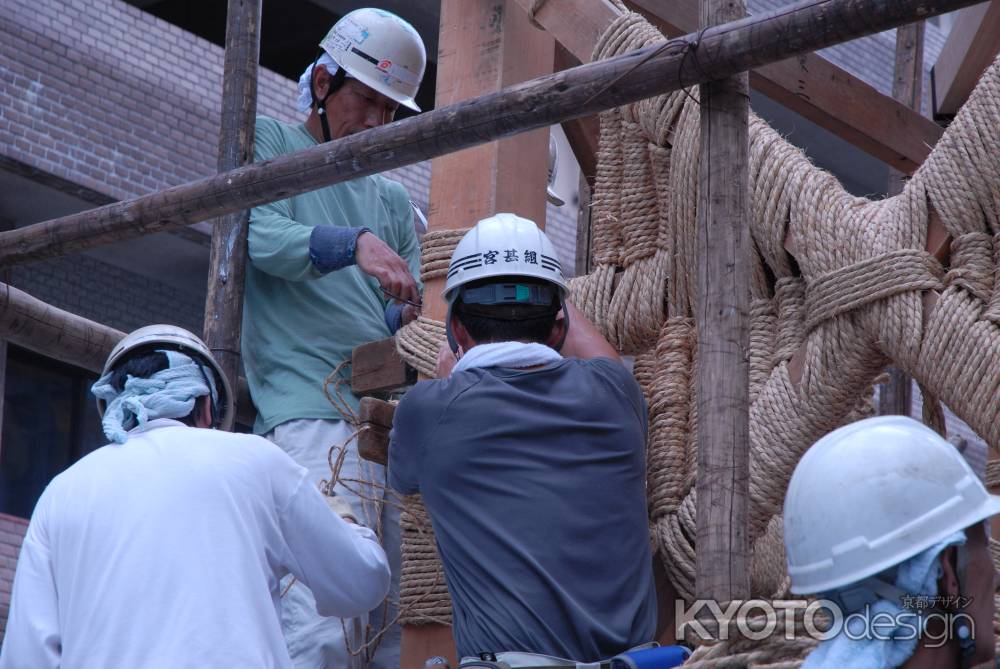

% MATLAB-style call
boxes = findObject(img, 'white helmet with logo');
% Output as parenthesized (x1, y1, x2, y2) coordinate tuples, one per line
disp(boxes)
(443, 213, 568, 303)
(783, 415, 1000, 595)
(97, 324, 235, 431)
(320, 8, 426, 112)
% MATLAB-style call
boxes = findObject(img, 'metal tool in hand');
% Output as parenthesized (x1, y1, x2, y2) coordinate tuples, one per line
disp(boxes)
(381, 287, 422, 308)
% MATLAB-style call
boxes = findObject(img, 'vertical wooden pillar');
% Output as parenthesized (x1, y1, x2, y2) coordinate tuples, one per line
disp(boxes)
(879, 22, 924, 418)
(575, 175, 593, 277)
(421, 0, 553, 324)
(694, 0, 751, 602)
(401, 2, 553, 666)
(203, 0, 261, 406)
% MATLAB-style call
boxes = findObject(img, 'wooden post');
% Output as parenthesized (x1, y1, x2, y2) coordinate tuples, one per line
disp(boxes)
(401, 1, 553, 665)
(575, 175, 592, 277)
(422, 0, 553, 323)
(0, 0, 977, 268)
(694, 0, 751, 603)
(202, 0, 261, 405)
(879, 21, 924, 417)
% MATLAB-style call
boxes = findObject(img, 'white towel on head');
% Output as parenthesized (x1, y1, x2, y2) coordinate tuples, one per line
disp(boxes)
(802, 530, 966, 669)
(91, 350, 216, 443)
(296, 52, 355, 114)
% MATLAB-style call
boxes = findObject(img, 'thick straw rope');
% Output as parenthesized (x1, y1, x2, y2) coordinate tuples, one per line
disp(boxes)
(392, 8, 1000, 659)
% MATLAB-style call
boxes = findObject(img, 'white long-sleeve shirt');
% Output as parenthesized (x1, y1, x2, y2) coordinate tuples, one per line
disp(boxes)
(0, 419, 390, 668)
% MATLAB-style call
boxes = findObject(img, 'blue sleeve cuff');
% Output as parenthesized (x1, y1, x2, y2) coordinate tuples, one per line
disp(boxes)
(384, 302, 404, 334)
(309, 226, 370, 274)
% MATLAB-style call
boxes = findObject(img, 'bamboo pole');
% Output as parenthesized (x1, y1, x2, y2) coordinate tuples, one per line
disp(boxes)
(203, 0, 261, 411)
(878, 21, 924, 417)
(0, 0, 980, 268)
(695, 0, 751, 603)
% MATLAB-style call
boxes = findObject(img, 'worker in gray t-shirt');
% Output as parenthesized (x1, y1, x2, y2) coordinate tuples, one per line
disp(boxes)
(388, 214, 657, 663)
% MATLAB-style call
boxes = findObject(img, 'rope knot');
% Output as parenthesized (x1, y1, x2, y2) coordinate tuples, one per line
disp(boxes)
(804, 249, 944, 332)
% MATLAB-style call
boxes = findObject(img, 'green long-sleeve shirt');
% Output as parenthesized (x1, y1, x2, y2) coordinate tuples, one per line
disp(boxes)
(242, 116, 420, 434)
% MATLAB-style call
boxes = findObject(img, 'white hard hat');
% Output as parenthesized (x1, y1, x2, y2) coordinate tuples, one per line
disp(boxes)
(319, 8, 426, 112)
(443, 213, 569, 302)
(97, 324, 235, 431)
(783, 415, 1000, 595)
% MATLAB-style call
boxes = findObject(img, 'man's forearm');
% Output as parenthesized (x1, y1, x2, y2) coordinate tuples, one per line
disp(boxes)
(559, 300, 621, 362)
(309, 226, 370, 274)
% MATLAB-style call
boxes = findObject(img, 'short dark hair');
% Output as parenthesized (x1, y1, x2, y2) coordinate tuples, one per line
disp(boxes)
(108, 349, 209, 427)
(453, 277, 560, 345)
(109, 350, 169, 392)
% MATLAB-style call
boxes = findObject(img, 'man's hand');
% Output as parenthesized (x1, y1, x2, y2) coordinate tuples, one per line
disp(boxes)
(325, 492, 359, 524)
(436, 341, 460, 379)
(356, 231, 420, 306)
(401, 304, 420, 326)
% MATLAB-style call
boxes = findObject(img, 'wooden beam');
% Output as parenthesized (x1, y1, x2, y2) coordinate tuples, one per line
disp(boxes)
(554, 43, 599, 188)
(561, 113, 600, 191)
(203, 0, 261, 407)
(522, 0, 943, 172)
(0, 283, 125, 373)
(624, 0, 943, 173)
(695, 0, 751, 603)
(351, 337, 416, 396)
(931, 0, 1000, 117)
(0, 282, 258, 426)
(879, 21, 924, 417)
(0, 0, 974, 268)
(516, 0, 620, 65)
(357, 397, 395, 466)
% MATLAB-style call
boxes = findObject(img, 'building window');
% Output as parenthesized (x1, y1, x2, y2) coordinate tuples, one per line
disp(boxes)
(0, 346, 103, 519)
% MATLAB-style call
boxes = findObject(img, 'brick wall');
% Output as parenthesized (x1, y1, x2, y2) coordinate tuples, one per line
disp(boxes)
(0, 0, 299, 201)
(0, 0, 440, 334)
(9, 254, 205, 335)
(0, 514, 28, 643)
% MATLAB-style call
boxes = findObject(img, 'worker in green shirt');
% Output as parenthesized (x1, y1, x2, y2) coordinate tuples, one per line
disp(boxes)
(242, 8, 426, 669)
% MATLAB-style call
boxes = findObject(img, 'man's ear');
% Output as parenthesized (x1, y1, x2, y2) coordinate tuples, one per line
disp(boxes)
(545, 310, 567, 349)
(938, 546, 961, 598)
(450, 312, 475, 351)
(194, 394, 214, 429)
(312, 65, 330, 100)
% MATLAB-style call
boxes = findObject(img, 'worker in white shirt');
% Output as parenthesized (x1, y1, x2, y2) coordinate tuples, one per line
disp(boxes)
(0, 325, 390, 669)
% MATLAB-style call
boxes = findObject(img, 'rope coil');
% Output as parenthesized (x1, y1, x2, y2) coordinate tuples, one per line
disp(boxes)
(389, 9, 1000, 663)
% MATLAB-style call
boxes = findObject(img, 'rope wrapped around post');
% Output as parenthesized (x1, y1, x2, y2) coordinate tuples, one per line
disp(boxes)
(392, 9, 1000, 659)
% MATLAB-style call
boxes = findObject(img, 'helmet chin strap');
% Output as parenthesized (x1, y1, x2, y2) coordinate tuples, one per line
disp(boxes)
(953, 543, 976, 669)
(309, 51, 346, 143)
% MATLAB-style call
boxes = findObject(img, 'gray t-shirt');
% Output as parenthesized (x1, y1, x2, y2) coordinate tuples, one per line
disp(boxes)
(388, 357, 657, 661)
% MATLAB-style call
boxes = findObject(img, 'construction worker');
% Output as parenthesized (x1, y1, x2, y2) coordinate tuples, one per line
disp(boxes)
(0, 325, 389, 668)
(784, 416, 1000, 669)
(242, 7, 426, 668)
(388, 214, 658, 663)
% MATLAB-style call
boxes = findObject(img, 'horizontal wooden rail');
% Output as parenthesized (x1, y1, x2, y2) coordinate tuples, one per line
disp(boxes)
(0, 0, 978, 267)
(0, 282, 257, 425)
